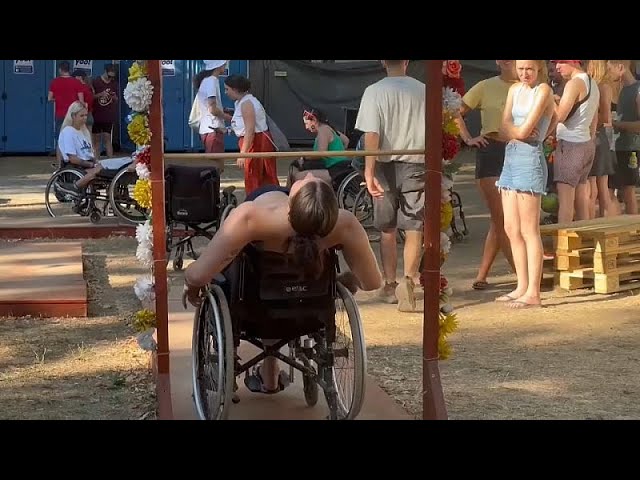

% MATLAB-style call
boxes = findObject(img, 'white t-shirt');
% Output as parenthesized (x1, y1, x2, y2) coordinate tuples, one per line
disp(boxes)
(556, 73, 600, 143)
(354, 76, 425, 164)
(58, 126, 94, 162)
(230, 94, 268, 137)
(197, 75, 225, 135)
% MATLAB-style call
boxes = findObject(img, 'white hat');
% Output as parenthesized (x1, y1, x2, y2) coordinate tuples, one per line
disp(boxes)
(203, 60, 228, 70)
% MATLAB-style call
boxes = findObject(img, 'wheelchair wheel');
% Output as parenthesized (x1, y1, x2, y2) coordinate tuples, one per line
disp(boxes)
(219, 204, 235, 227)
(336, 170, 364, 211)
(325, 282, 367, 420)
(108, 167, 148, 224)
(45, 168, 84, 218)
(351, 185, 374, 229)
(192, 284, 235, 420)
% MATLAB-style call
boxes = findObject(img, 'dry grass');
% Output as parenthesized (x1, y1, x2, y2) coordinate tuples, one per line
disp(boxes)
(0, 237, 156, 420)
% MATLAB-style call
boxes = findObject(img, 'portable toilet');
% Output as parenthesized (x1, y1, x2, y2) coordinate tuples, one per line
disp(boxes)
(1, 60, 54, 154)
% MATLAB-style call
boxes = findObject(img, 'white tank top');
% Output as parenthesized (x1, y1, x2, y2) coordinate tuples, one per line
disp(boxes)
(556, 72, 600, 143)
(231, 94, 269, 137)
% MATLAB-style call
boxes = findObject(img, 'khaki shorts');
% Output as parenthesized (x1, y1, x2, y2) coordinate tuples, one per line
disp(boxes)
(373, 161, 425, 232)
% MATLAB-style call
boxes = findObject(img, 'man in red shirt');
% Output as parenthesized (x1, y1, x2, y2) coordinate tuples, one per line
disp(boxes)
(73, 69, 96, 156)
(48, 61, 84, 162)
(92, 64, 119, 158)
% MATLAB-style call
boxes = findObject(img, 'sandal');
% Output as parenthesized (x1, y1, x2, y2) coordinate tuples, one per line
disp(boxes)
(495, 294, 518, 303)
(507, 300, 542, 309)
(244, 365, 290, 394)
(472, 280, 489, 290)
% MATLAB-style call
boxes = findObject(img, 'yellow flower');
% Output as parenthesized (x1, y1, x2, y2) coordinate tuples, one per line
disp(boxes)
(132, 179, 152, 209)
(132, 308, 156, 332)
(438, 311, 458, 360)
(128, 62, 148, 82)
(441, 201, 453, 231)
(127, 114, 151, 146)
(443, 113, 460, 136)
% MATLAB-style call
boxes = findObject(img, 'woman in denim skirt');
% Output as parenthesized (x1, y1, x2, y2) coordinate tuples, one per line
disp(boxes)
(496, 60, 556, 309)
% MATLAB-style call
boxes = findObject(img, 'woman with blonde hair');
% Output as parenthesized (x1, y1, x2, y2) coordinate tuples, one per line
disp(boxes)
(57, 101, 103, 195)
(586, 60, 617, 217)
(496, 60, 556, 308)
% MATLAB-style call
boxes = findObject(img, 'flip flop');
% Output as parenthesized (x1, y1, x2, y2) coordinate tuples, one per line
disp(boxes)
(472, 280, 489, 290)
(495, 294, 518, 302)
(507, 300, 542, 309)
(244, 365, 290, 394)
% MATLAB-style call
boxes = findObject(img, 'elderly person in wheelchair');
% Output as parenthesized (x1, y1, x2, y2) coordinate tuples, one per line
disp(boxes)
(183, 172, 383, 419)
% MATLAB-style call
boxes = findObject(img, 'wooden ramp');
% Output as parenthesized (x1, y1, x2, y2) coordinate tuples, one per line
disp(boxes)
(0, 216, 135, 240)
(541, 214, 640, 294)
(0, 241, 88, 318)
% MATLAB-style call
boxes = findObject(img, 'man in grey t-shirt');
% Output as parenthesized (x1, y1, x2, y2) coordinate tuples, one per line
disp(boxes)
(355, 60, 425, 312)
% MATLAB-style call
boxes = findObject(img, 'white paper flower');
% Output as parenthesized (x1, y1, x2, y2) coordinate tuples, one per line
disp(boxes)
(440, 231, 451, 254)
(444, 286, 454, 297)
(442, 87, 462, 114)
(134, 275, 155, 303)
(135, 162, 151, 180)
(124, 78, 154, 112)
(135, 220, 154, 268)
(440, 302, 454, 314)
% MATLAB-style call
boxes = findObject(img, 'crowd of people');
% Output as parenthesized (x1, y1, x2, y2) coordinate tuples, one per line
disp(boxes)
(458, 60, 639, 309)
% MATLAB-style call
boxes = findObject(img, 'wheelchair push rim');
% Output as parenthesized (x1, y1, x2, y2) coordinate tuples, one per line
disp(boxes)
(45, 168, 85, 218)
(336, 170, 364, 211)
(351, 185, 374, 229)
(108, 167, 148, 224)
(328, 282, 367, 420)
(192, 284, 235, 420)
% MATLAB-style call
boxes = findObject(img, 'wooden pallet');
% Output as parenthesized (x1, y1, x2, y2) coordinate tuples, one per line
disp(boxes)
(540, 215, 640, 293)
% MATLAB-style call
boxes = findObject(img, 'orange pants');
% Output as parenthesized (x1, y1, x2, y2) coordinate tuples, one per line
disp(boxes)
(238, 131, 279, 197)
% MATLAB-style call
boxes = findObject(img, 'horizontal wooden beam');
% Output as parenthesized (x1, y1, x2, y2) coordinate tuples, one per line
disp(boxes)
(163, 149, 424, 161)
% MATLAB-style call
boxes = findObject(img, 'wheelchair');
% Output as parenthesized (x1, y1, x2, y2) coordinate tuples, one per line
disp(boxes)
(191, 224, 367, 420)
(45, 159, 148, 224)
(165, 164, 238, 271)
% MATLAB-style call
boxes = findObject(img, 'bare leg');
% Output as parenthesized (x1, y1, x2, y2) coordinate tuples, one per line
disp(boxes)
(474, 177, 514, 285)
(574, 181, 591, 220)
(500, 190, 528, 300)
(76, 165, 102, 189)
(379, 229, 398, 283)
(596, 176, 613, 217)
(103, 132, 113, 157)
(609, 189, 622, 215)
(556, 182, 576, 224)
(261, 356, 279, 391)
(623, 186, 638, 214)
(512, 192, 543, 306)
(403, 230, 422, 282)
(588, 177, 597, 218)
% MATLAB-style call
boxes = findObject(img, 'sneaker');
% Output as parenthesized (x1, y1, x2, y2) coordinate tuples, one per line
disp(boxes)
(375, 281, 398, 304)
(396, 277, 417, 312)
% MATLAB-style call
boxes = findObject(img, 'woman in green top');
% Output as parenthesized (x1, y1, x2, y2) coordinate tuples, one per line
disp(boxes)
(288, 108, 352, 189)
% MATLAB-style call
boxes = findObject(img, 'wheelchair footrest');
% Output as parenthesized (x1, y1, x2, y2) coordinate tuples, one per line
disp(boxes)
(244, 367, 290, 394)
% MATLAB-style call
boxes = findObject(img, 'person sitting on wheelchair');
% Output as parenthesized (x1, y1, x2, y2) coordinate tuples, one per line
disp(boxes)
(183, 172, 383, 394)
(57, 101, 104, 196)
(288, 108, 353, 190)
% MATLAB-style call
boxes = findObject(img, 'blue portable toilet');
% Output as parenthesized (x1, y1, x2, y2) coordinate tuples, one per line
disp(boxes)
(119, 60, 191, 153)
(1, 60, 54, 154)
(190, 60, 249, 152)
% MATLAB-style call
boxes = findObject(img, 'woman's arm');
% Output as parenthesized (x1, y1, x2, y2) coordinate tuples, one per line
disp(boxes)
(338, 130, 349, 148)
(454, 102, 489, 147)
(511, 83, 553, 140)
(599, 82, 613, 127)
(499, 83, 518, 140)
(238, 100, 256, 165)
(184, 203, 255, 287)
(332, 211, 383, 291)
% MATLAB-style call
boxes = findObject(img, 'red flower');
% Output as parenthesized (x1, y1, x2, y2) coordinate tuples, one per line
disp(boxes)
(135, 147, 151, 166)
(442, 60, 462, 79)
(442, 133, 459, 160)
(440, 275, 449, 291)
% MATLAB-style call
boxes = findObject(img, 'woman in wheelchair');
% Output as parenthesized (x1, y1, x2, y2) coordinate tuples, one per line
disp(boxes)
(56, 101, 104, 196)
(288, 108, 353, 190)
(183, 172, 383, 394)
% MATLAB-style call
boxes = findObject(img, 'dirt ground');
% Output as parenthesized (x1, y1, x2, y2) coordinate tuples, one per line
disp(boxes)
(0, 237, 156, 420)
(2, 154, 640, 420)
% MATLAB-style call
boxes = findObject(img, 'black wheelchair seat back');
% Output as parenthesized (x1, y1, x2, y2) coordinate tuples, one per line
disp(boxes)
(165, 165, 220, 224)
(216, 243, 338, 340)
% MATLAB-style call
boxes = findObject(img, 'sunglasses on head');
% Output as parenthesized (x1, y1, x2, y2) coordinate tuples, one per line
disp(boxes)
(303, 110, 316, 121)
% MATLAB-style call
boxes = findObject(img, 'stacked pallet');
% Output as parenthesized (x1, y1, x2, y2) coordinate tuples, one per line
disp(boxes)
(540, 215, 640, 294)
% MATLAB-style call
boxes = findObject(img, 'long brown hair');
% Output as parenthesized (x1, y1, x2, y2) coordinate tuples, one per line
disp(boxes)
(288, 180, 339, 279)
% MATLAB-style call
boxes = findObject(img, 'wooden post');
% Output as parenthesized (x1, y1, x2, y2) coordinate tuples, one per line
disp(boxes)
(423, 60, 448, 420)
(147, 60, 173, 420)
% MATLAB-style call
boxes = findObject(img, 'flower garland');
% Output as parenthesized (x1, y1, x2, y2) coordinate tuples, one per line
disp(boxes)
(431, 60, 466, 360)
(124, 61, 157, 350)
